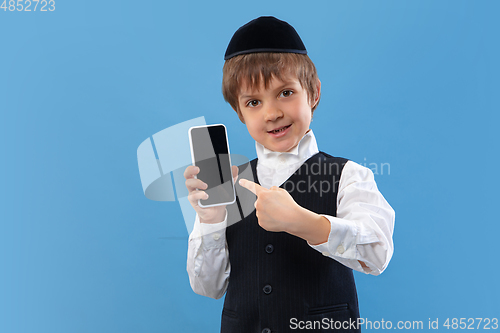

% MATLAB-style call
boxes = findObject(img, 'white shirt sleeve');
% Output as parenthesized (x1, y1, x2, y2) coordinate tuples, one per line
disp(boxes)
(186, 212, 231, 299)
(309, 160, 395, 275)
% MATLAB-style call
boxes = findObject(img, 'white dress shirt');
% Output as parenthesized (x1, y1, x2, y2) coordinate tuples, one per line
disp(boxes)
(187, 130, 395, 299)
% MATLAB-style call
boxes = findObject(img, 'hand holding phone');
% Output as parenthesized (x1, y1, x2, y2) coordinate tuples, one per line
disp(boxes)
(184, 165, 239, 224)
(186, 124, 238, 223)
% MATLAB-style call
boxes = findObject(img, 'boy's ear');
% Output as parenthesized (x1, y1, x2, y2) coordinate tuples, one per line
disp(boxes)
(313, 79, 321, 107)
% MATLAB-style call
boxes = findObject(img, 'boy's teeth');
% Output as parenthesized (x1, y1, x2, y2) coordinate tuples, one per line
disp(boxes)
(272, 126, 288, 133)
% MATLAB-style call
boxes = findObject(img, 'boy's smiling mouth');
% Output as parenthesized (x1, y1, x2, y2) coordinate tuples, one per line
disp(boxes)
(268, 124, 291, 134)
(267, 124, 292, 139)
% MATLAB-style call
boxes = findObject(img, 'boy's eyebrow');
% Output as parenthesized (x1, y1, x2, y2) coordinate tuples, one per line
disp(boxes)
(274, 81, 295, 91)
(239, 93, 254, 100)
(239, 80, 297, 101)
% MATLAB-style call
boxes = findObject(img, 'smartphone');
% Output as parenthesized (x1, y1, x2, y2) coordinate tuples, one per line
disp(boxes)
(188, 124, 236, 207)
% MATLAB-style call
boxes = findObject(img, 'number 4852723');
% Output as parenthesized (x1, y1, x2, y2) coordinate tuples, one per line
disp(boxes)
(1, 0, 55, 11)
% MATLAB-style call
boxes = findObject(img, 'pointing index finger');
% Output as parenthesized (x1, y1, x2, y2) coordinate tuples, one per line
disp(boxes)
(239, 179, 264, 196)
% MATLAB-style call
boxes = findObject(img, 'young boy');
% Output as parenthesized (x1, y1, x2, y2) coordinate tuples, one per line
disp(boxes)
(185, 16, 394, 333)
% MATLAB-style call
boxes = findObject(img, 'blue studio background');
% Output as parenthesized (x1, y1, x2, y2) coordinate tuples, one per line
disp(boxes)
(1, 1, 499, 332)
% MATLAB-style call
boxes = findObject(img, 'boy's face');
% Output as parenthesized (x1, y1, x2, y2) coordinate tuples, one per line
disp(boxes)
(237, 76, 319, 153)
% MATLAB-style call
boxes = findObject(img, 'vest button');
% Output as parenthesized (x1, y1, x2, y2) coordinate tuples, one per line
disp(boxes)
(265, 244, 274, 254)
(262, 329, 271, 333)
(263, 284, 272, 294)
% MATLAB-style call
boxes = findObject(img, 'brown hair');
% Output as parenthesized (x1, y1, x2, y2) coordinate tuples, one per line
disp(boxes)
(222, 53, 320, 123)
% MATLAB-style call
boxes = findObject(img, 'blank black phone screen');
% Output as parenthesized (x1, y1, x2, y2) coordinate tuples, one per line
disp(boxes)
(190, 125, 235, 206)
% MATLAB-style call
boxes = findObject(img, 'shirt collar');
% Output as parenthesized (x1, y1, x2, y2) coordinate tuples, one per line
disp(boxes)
(255, 129, 319, 166)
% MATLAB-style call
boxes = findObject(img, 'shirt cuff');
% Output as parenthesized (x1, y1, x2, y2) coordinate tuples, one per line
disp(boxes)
(191, 211, 228, 249)
(309, 215, 358, 259)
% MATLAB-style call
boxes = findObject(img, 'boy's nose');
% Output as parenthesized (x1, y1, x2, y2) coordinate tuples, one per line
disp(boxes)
(263, 105, 283, 122)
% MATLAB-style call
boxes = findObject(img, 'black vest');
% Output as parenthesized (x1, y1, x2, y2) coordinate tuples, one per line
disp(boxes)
(221, 152, 360, 333)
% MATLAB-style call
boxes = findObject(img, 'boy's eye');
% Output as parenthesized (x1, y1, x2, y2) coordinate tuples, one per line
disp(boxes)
(246, 100, 260, 107)
(280, 90, 293, 98)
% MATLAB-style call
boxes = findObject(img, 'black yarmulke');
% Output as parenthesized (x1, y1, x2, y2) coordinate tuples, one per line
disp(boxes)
(224, 16, 307, 60)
